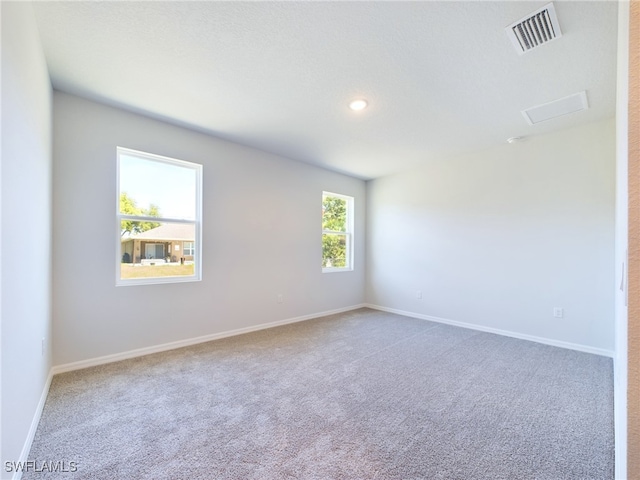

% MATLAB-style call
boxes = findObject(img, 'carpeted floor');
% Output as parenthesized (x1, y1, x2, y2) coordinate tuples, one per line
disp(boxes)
(23, 308, 614, 479)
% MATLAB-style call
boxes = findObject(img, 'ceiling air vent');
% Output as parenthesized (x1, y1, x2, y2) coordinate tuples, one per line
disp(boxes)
(522, 91, 589, 125)
(506, 3, 562, 55)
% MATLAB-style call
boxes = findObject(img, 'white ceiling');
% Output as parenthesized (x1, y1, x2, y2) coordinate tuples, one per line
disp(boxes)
(32, 1, 618, 179)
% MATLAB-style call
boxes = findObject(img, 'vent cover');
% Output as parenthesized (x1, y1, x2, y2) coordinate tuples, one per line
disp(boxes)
(522, 91, 589, 125)
(506, 3, 562, 54)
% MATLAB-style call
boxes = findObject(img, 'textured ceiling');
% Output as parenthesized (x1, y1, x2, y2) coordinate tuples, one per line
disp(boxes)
(32, 1, 618, 179)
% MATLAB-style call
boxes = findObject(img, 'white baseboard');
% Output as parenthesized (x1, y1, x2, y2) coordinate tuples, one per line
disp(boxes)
(365, 304, 615, 358)
(12, 369, 54, 480)
(52, 304, 367, 375)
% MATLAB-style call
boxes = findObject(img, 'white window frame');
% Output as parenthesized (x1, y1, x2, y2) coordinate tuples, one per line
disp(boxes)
(322, 191, 354, 273)
(116, 147, 202, 286)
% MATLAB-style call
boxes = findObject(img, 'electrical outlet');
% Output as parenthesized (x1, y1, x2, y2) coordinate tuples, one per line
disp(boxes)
(416, 290, 423, 300)
(41, 337, 45, 356)
(553, 307, 564, 318)
(277, 294, 283, 304)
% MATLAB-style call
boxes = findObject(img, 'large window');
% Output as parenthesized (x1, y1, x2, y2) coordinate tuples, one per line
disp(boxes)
(322, 192, 354, 272)
(117, 147, 202, 285)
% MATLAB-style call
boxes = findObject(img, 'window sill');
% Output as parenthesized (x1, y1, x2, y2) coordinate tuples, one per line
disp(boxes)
(322, 267, 354, 274)
(116, 275, 201, 287)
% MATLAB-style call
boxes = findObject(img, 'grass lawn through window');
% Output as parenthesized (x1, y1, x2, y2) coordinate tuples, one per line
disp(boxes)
(120, 263, 195, 279)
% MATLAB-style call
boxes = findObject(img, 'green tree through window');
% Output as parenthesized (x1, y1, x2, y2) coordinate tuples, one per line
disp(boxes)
(120, 192, 161, 236)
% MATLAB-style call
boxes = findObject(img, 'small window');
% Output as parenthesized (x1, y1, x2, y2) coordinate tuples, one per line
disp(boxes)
(183, 241, 195, 256)
(322, 192, 354, 272)
(117, 148, 202, 285)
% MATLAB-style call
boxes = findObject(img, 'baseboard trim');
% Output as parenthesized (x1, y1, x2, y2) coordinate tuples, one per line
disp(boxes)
(365, 304, 615, 358)
(52, 304, 367, 375)
(12, 369, 54, 480)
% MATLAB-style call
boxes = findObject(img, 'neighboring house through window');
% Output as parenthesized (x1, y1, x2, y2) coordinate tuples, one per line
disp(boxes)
(322, 191, 354, 272)
(117, 147, 202, 285)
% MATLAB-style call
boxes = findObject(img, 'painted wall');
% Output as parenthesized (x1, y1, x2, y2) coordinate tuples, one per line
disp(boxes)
(366, 119, 615, 353)
(1, 2, 53, 476)
(626, 2, 640, 477)
(52, 92, 365, 366)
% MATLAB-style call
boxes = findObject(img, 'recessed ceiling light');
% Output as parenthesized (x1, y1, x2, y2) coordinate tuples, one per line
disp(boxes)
(507, 136, 524, 144)
(349, 99, 368, 111)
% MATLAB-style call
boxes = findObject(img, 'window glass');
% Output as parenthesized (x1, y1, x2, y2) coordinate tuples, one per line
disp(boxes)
(322, 192, 354, 272)
(117, 148, 201, 285)
(119, 154, 196, 220)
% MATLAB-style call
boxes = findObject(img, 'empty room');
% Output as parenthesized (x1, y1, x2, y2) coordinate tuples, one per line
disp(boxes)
(2, 1, 638, 479)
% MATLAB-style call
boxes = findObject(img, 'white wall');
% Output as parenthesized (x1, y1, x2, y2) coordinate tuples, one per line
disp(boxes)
(1, 2, 53, 476)
(366, 119, 616, 353)
(52, 92, 365, 366)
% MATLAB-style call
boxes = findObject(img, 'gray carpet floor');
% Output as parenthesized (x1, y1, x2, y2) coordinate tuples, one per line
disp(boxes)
(24, 308, 614, 479)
